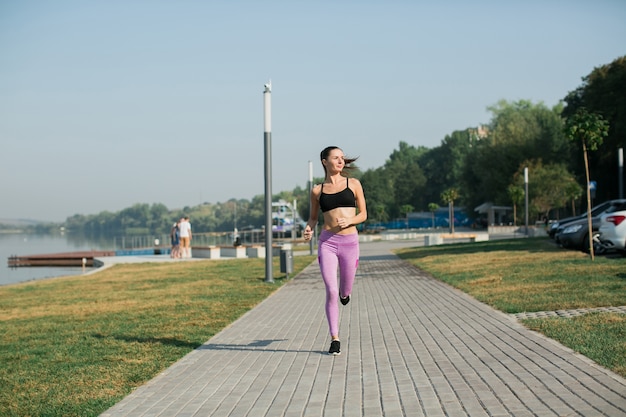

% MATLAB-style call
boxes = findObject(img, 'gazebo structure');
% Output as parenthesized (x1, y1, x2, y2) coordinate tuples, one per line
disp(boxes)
(474, 202, 513, 226)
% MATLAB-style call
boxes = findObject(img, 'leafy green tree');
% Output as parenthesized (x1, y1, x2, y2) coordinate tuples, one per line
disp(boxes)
(428, 203, 439, 228)
(360, 166, 395, 224)
(147, 203, 169, 233)
(462, 100, 570, 216)
(399, 204, 414, 229)
(383, 142, 427, 218)
(441, 188, 459, 233)
(119, 204, 151, 234)
(248, 194, 267, 226)
(419, 130, 474, 208)
(370, 203, 389, 225)
(512, 161, 582, 222)
(360, 142, 426, 223)
(563, 55, 626, 201)
(564, 108, 609, 259)
(564, 180, 584, 217)
(507, 184, 524, 226)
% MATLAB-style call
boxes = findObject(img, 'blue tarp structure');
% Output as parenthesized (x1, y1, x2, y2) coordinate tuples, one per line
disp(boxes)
(367, 208, 471, 230)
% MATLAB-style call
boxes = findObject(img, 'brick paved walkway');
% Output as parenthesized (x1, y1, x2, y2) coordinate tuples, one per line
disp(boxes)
(101, 240, 626, 416)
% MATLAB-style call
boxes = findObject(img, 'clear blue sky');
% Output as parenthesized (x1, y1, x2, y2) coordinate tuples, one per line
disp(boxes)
(1, 0, 625, 222)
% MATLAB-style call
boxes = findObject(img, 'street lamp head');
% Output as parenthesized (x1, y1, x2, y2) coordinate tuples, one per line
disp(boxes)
(264, 80, 272, 92)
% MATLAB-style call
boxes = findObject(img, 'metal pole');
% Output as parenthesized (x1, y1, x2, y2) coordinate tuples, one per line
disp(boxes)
(292, 199, 297, 243)
(619, 148, 624, 199)
(263, 81, 273, 283)
(308, 161, 314, 255)
(524, 167, 529, 236)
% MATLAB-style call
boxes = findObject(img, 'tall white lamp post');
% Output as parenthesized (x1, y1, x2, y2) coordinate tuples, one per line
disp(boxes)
(619, 148, 624, 199)
(263, 81, 273, 283)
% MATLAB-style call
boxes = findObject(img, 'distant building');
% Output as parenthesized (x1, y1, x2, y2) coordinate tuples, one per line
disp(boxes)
(474, 202, 513, 226)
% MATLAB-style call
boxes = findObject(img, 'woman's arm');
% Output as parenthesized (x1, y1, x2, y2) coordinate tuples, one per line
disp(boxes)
(350, 178, 367, 226)
(303, 184, 321, 241)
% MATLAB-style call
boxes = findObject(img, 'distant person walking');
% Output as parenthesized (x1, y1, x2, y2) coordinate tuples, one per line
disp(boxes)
(179, 216, 192, 258)
(303, 146, 367, 355)
(170, 221, 181, 259)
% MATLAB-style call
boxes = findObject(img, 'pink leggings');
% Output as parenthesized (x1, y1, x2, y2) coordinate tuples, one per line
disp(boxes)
(318, 230, 360, 337)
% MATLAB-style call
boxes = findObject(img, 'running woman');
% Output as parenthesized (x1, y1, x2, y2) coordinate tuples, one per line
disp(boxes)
(303, 146, 367, 355)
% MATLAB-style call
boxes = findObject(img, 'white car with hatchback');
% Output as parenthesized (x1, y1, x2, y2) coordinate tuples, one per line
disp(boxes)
(598, 210, 626, 254)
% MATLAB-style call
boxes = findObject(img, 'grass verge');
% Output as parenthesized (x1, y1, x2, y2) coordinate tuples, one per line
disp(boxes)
(395, 237, 626, 378)
(0, 256, 315, 417)
(523, 313, 626, 377)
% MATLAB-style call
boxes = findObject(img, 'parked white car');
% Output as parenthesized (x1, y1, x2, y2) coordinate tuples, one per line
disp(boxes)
(598, 210, 626, 254)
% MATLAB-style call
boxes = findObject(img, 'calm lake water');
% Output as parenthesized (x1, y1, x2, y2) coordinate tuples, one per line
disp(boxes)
(0, 233, 114, 286)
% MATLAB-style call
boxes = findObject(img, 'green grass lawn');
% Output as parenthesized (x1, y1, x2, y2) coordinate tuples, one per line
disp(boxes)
(0, 256, 315, 417)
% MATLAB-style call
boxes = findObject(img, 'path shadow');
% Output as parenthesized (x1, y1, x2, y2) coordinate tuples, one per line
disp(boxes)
(197, 339, 326, 355)
(360, 254, 399, 261)
(93, 333, 200, 349)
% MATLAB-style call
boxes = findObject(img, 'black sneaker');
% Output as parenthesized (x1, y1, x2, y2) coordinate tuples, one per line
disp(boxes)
(340, 295, 350, 305)
(329, 340, 341, 355)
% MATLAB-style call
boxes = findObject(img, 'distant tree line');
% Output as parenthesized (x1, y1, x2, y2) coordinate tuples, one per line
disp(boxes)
(362, 55, 625, 225)
(7, 56, 624, 236)
(62, 188, 310, 237)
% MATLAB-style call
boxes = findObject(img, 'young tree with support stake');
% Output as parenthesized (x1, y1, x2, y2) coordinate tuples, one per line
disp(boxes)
(564, 108, 609, 260)
(441, 188, 459, 234)
(399, 204, 414, 229)
(428, 203, 439, 229)
(507, 184, 524, 226)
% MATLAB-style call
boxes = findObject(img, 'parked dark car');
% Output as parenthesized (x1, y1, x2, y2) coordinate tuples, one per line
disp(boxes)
(555, 199, 626, 252)
(549, 199, 626, 239)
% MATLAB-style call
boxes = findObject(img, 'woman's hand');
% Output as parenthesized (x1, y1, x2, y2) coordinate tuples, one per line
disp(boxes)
(336, 217, 351, 229)
(303, 225, 313, 241)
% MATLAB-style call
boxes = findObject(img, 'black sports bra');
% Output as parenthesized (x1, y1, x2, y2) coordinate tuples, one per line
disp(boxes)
(319, 177, 356, 213)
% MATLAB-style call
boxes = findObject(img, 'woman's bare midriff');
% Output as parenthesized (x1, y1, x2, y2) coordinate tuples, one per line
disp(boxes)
(322, 207, 358, 234)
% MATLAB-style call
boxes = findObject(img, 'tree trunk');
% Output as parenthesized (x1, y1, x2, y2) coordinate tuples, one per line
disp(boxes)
(583, 141, 594, 260)
(450, 202, 455, 234)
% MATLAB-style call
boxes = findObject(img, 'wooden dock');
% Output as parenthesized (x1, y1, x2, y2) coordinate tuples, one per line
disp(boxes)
(7, 251, 116, 267)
